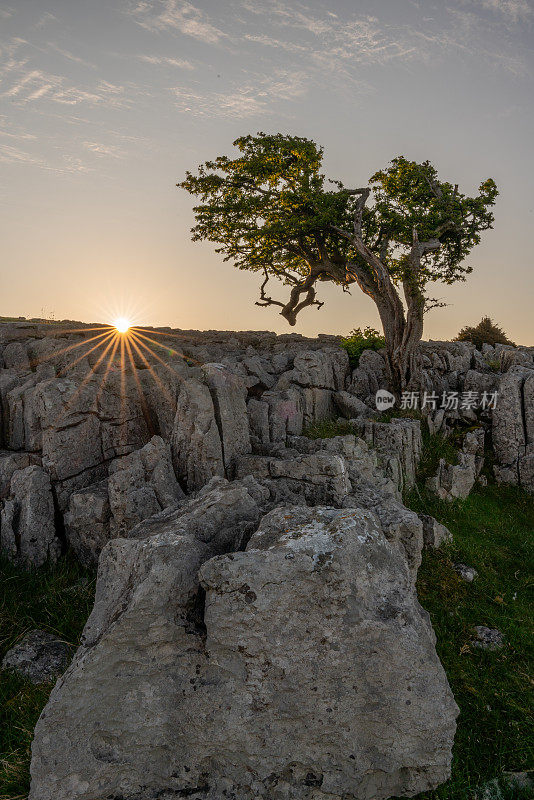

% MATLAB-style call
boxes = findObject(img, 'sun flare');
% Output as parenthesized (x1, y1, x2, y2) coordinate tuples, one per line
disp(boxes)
(114, 317, 131, 334)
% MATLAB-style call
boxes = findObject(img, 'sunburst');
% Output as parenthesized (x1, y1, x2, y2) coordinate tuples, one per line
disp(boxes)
(34, 318, 200, 436)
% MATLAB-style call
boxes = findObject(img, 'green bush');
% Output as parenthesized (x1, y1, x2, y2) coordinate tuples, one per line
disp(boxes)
(455, 317, 515, 350)
(340, 326, 385, 367)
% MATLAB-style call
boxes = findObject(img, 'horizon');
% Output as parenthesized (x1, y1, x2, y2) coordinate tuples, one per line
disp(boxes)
(1, 0, 533, 343)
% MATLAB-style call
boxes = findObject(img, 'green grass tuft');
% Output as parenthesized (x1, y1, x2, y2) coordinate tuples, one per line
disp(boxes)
(0, 554, 95, 799)
(303, 419, 358, 439)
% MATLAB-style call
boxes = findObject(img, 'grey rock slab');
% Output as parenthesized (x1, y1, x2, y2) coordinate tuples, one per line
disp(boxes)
(202, 362, 251, 476)
(64, 481, 111, 567)
(127, 475, 267, 554)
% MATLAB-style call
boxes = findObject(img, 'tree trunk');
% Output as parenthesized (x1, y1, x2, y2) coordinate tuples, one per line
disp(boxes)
(376, 293, 424, 398)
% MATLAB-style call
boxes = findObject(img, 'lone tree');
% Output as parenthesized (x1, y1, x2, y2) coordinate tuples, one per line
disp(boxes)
(179, 133, 497, 393)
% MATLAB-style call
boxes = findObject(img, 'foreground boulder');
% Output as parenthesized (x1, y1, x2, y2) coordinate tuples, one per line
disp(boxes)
(29, 505, 458, 800)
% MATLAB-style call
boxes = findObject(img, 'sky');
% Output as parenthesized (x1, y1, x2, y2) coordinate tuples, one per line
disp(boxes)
(0, 0, 533, 342)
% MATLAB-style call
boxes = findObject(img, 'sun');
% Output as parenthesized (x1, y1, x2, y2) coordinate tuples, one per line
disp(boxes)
(113, 317, 131, 334)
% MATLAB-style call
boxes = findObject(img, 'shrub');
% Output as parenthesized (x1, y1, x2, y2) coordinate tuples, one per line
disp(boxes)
(340, 326, 385, 367)
(455, 317, 515, 349)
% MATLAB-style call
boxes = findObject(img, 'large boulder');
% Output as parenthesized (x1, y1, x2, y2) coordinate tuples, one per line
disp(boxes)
(29, 505, 458, 800)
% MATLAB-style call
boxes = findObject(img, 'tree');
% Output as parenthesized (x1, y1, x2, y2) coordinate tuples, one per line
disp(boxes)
(456, 317, 515, 349)
(179, 133, 498, 393)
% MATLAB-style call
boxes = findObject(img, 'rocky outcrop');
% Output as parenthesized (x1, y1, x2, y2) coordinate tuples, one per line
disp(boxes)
(29, 505, 458, 800)
(127, 475, 267, 553)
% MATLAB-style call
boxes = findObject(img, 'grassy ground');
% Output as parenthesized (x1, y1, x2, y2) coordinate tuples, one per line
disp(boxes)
(408, 484, 534, 799)
(0, 556, 95, 799)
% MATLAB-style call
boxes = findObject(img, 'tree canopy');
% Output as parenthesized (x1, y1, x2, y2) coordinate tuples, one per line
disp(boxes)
(179, 132, 497, 390)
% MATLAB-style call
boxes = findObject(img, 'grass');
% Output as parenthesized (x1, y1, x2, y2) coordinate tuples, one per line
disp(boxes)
(303, 418, 359, 439)
(0, 554, 95, 800)
(407, 484, 534, 799)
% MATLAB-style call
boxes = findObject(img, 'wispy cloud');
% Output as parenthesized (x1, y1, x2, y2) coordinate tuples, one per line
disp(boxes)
(169, 69, 307, 117)
(0, 7, 15, 20)
(139, 54, 194, 68)
(1, 64, 129, 108)
(458, 0, 533, 23)
(46, 42, 97, 69)
(83, 141, 125, 158)
(128, 0, 226, 43)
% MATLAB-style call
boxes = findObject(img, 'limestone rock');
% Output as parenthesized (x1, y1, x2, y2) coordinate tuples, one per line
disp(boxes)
(202, 362, 251, 476)
(419, 514, 453, 548)
(426, 454, 477, 501)
(333, 390, 375, 419)
(108, 435, 184, 536)
(0, 450, 35, 498)
(472, 626, 505, 650)
(64, 481, 111, 567)
(29, 506, 458, 800)
(2, 630, 71, 684)
(128, 475, 267, 553)
(492, 366, 534, 492)
(454, 563, 478, 582)
(171, 377, 224, 491)
(65, 437, 184, 565)
(351, 417, 422, 493)
(235, 450, 351, 507)
(0, 465, 60, 567)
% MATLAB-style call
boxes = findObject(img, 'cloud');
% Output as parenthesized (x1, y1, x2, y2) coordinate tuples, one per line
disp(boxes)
(169, 69, 307, 117)
(46, 43, 97, 69)
(0, 7, 15, 20)
(35, 12, 57, 29)
(458, 0, 533, 22)
(139, 54, 194, 68)
(0, 142, 90, 173)
(129, 0, 226, 43)
(83, 141, 126, 158)
(0, 61, 129, 107)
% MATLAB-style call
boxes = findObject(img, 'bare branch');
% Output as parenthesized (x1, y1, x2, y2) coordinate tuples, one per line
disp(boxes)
(255, 268, 323, 325)
(255, 269, 285, 309)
